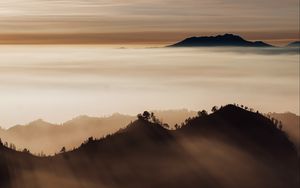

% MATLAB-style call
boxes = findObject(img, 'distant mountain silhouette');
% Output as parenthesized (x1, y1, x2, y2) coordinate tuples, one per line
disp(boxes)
(0, 114, 134, 154)
(0, 110, 195, 154)
(287, 41, 300, 47)
(168, 34, 273, 47)
(0, 105, 298, 188)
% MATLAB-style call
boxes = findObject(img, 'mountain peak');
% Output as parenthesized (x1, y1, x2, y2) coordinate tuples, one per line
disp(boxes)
(179, 104, 296, 156)
(27, 119, 54, 127)
(219, 33, 243, 39)
(168, 33, 273, 47)
(117, 119, 171, 140)
(30, 118, 46, 124)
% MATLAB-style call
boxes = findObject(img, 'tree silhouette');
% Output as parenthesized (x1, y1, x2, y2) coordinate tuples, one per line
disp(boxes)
(84, 136, 94, 144)
(185, 117, 192, 124)
(9, 143, 16, 150)
(137, 111, 151, 121)
(137, 113, 143, 120)
(274, 119, 279, 127)
(278, 121, 283, 130)
(38, 151, 46, 157)
(143, 111, 151, 120)
(23, 148, 30, 153)
(211, 106, 218, 113)
(60, 146, 66, 153)
(198, 110, 208, 117)
(88, 136, 94, 143)
(162, 123, 170, 129)
(150, 112, 161, 124)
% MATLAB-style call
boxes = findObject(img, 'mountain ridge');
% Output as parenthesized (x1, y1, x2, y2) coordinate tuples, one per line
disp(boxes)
(168, 33, 274, 47)
(0, 110, 196, 154)
(0, 108, 298, 154)
(0, 104, 298, 188)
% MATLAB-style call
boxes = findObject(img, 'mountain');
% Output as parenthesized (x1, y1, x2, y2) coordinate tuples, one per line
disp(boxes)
(287, 41, 300, 47)
(179, 105, 296, 156)
(0, 110, 195, 154)
(168, 34, 273, 47)
(268, 112, 299, 148)
(0, 114, 134, 154)
(0, 105, 298, 188)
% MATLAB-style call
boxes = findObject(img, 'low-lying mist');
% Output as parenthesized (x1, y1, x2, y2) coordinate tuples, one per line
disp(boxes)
(4, 134, 297, 188)
(0, 46, 298, 127)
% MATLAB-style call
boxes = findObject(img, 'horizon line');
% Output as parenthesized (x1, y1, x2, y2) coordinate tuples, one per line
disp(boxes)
(1, 108, 298, 130)
(0, 32, 298, 46)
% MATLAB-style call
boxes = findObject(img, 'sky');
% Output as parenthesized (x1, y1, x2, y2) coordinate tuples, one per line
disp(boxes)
(0, 0, 299, 45)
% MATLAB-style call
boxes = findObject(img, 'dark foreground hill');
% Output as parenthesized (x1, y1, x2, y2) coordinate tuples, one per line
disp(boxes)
(0, 105, 298, 188)
(168, 34, 273, 47)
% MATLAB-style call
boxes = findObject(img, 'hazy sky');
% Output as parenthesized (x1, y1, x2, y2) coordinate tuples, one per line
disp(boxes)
(0, 0, 299, 45)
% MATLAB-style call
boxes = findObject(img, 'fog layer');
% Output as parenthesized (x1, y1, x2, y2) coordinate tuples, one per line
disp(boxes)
(0, 46, 298, 127)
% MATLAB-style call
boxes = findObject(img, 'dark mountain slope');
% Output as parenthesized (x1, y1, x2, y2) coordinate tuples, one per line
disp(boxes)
(0, 145, 11, 188)
(0, 143, 38, 188)
(168, 34, 273, 47)
(0, 105, 298, 188)
(268, 112, 299, 148)
(179, 105, 295, 156)
(70, 119, 174, 156)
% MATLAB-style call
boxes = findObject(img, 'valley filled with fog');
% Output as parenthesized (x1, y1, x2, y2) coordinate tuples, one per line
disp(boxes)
(0, 46, 298, 127)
